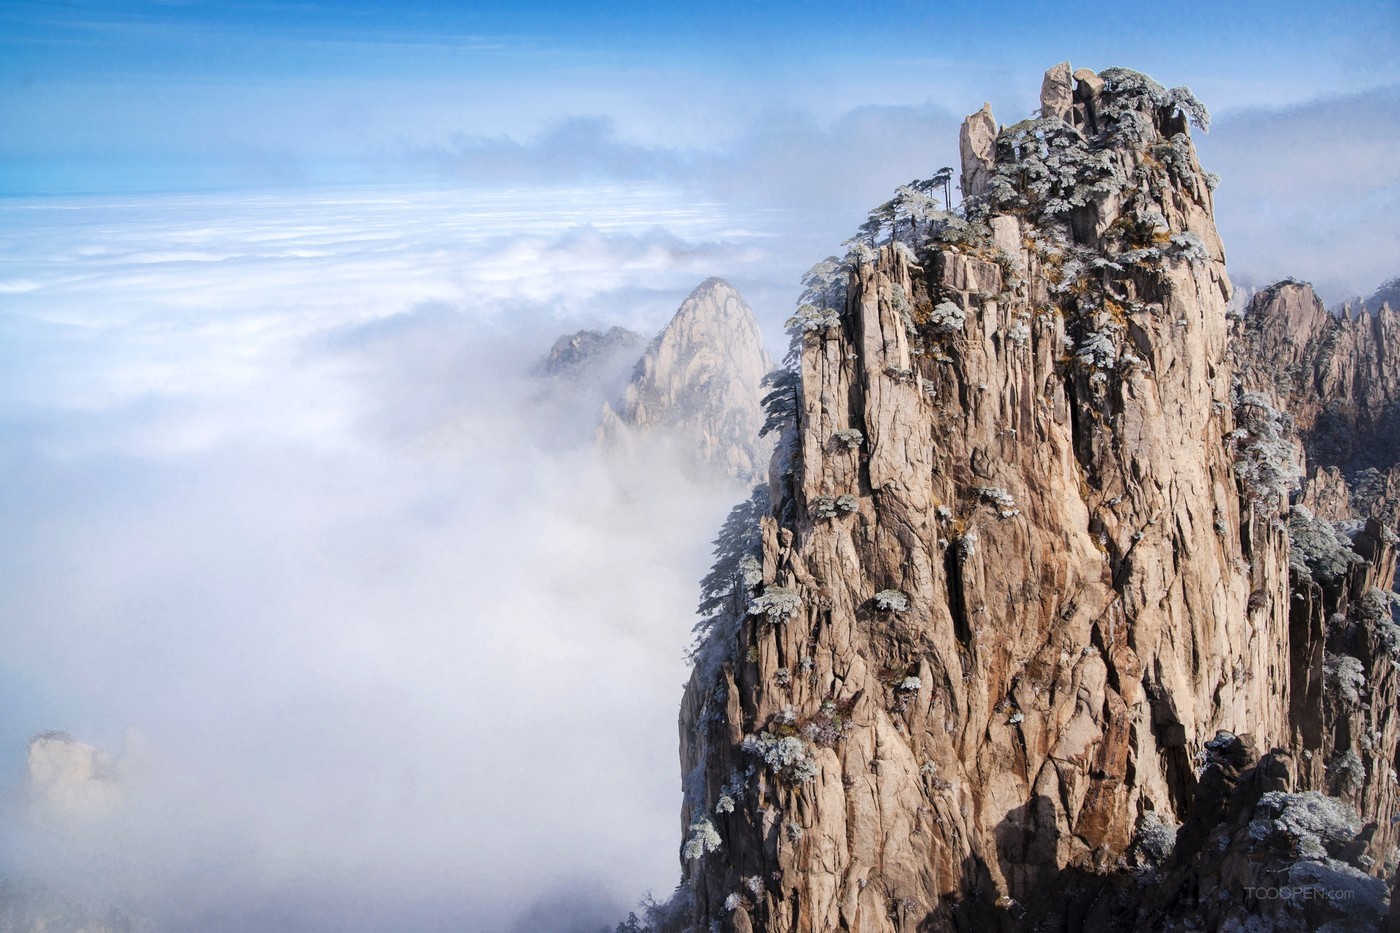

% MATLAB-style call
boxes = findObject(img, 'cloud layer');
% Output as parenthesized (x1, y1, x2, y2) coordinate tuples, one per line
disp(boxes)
(405, 87, 1400, 303)
(413, 102, 963, 215)
(1200, 84, 1400, 303)
(0, 187, 805, 931)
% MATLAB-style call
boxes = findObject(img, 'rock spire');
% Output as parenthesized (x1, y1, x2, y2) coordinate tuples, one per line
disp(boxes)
(657, 63, 1396, 933)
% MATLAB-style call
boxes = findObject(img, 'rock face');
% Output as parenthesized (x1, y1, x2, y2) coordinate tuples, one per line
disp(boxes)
(1039, 61, 1073, 121)
(1232, 280, 1400, 888)
(661, 64, 1398, 932)
(601, 278, 773, 484)
(1151, 738, 1391, 933)
(1236, 279, 1400, 473)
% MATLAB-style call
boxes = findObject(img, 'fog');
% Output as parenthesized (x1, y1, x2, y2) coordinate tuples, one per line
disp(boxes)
(1199, 84, 1400, 305)
(0, 187, 816, 931)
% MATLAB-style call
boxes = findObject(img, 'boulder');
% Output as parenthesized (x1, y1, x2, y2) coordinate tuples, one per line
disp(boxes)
(1039, 61, 1073, 121)
(958, 103, 997, 199)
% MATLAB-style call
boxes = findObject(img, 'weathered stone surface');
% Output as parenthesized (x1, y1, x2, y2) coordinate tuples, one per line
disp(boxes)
(1237, 278, 1400, 474)
(1073, 68, 1103, 97)
(932, 249, 1001, 296)
(1071, 68, 1105, 132)
(957, 103, 997, 199)
(1154, 740, 1391, 932)
(669, 66, 1306, 932)
(988, 215, 1021, 263)
(1300, 465, 1353, 520)
(1039, 61, 1073, 121)
(1233, 277, 1400, 882)
(599, 278, 772, 484)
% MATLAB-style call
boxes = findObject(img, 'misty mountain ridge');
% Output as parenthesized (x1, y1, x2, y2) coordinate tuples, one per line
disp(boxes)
(1330, 275, 1400, 319)
(536, 277, 775, 487)
(598, 278, 773, 487)
(537, 325, 645, 382)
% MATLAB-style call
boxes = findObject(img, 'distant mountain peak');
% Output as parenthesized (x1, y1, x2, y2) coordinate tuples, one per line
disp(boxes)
(600, 279, 773, 484)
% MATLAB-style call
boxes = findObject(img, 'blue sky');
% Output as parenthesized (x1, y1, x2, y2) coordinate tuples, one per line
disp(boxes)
(2, 0, 1396, 195)
(2, 1, 1396, 299)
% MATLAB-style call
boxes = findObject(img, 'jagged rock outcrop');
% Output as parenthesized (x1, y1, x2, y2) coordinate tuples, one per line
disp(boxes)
(660, 64, 1397, 933)
(1039, 62, 1073, 122)
(1236, 279, 1400, 474)
(957, 104, 997, 200)
(1152, 736, 1390, 932)
(26, 731, 121, 825)
(536, 326, 643, 380)
(601, 278, 773, 484)
(1276, 498, 1400, 873)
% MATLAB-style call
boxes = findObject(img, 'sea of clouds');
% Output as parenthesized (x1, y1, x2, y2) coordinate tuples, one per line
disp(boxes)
(0, 185, 829, 932)
(1, 76, 1395, 931)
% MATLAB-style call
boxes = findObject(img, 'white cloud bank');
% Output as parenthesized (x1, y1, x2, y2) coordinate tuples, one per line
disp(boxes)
(1200, 84, 1400, 304)
(0, 186, 805, 931)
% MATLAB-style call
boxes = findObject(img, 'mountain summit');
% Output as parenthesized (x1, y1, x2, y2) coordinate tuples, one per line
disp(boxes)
(601, 278, 773, 484)
(657, 64, 1397, 933)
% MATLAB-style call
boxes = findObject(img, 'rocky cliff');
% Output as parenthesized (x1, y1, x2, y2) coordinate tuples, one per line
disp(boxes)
(1236, 279, 1400, 476)
(655, 64, 1397, 933)
(600, 278, 773, 484)
(1231, 279, 1400, 885)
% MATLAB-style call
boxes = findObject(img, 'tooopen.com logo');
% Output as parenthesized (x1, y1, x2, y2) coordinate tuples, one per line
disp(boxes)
(1243, 886, 1356, 901)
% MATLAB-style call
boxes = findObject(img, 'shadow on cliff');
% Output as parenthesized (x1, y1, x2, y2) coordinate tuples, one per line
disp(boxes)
(913, 798, 1142, 933)
(913, 738, 1394, 932)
